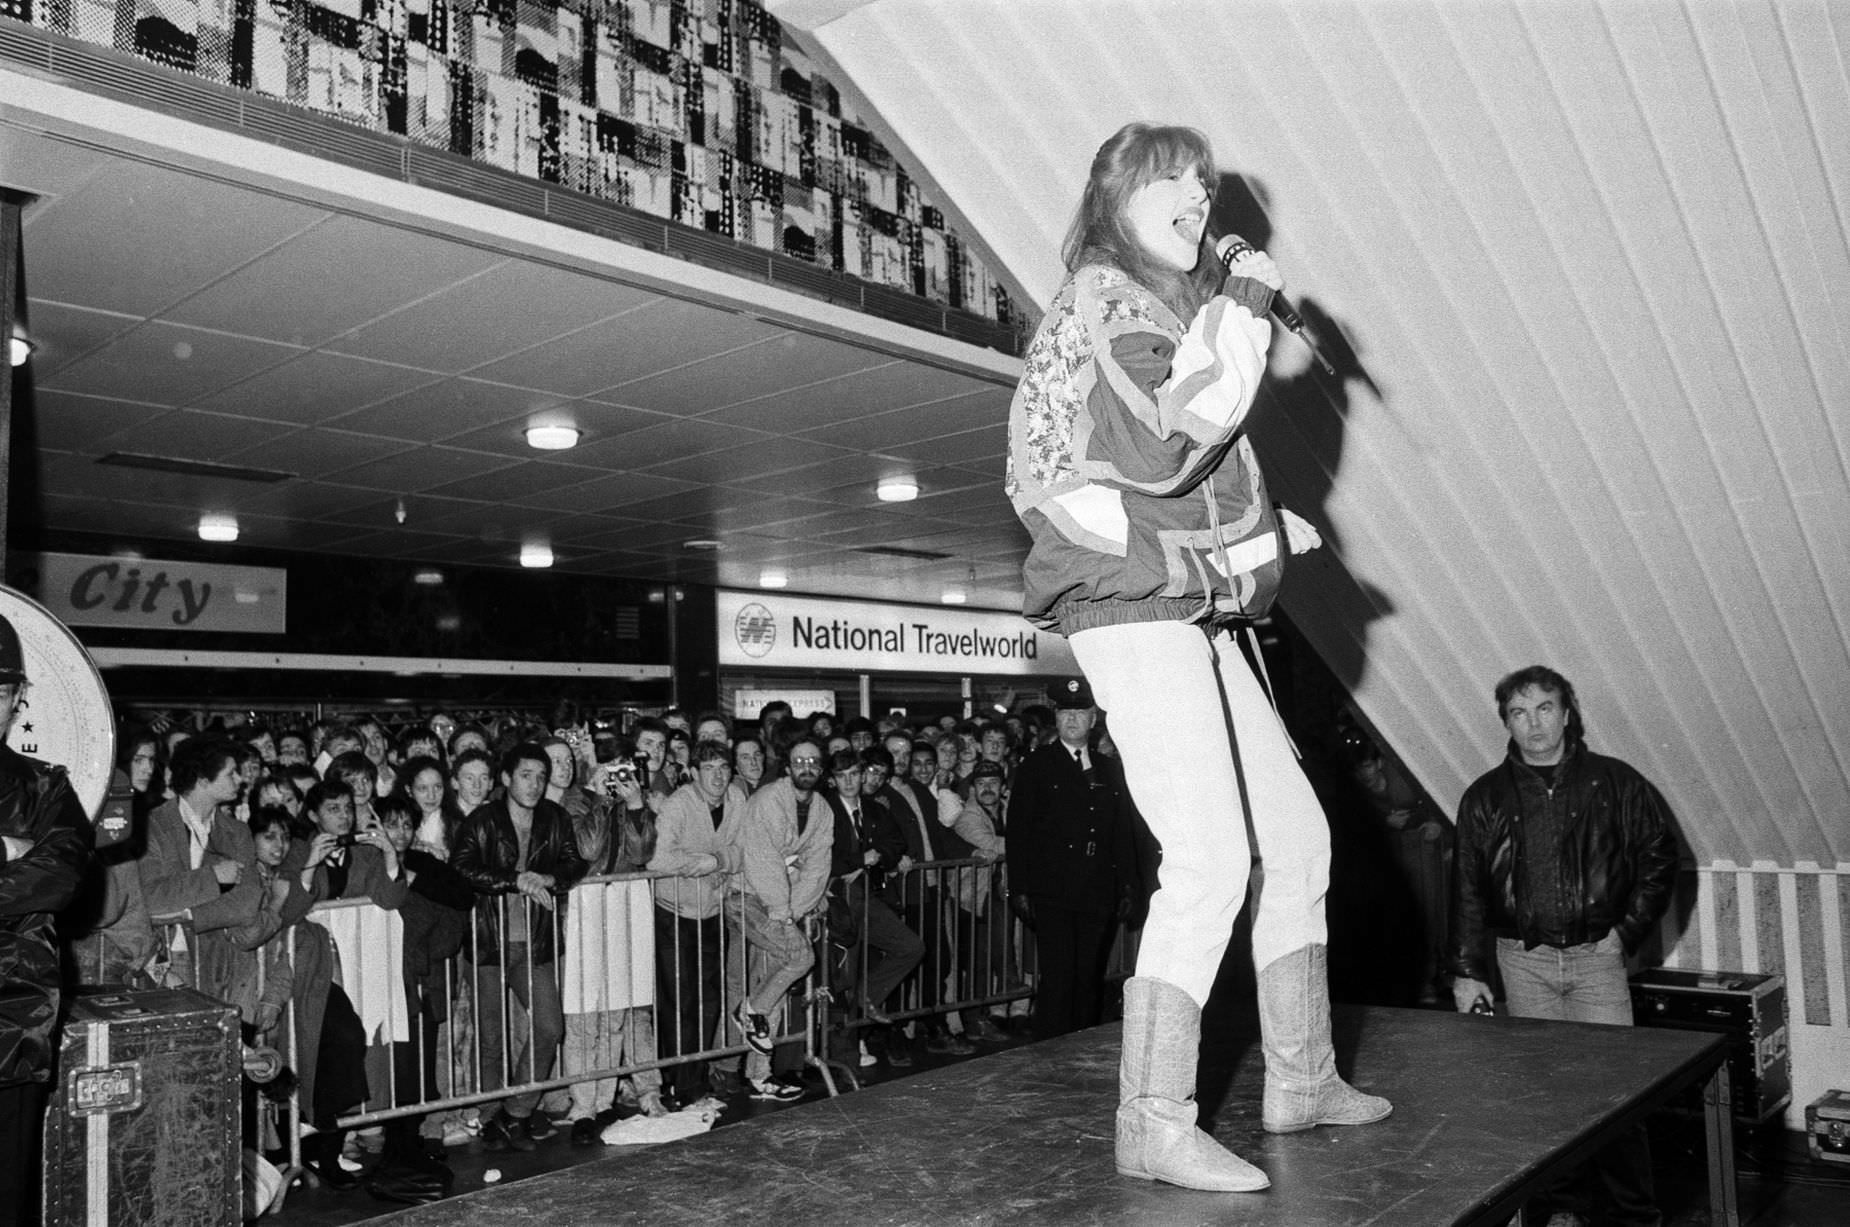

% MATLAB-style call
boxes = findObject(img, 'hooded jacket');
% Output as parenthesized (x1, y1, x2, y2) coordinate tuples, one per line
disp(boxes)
(1008, 263, 1283, 635)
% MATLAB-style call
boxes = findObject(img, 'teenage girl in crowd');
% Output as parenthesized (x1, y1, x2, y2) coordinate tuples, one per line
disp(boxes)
(1006, 121, 1390, 1193)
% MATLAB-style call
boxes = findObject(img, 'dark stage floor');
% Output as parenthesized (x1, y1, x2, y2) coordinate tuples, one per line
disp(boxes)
(269, 1008, 1847, 1227)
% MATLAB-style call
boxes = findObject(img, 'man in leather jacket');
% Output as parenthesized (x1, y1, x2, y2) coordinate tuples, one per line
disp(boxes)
(453, 741, 588, 1151)
(1451, 665, 1678, 1227)
(0, 614, 90, 1227)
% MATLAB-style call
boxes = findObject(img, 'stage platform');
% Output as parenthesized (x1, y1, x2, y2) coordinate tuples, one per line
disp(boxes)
(371, 1006, 1733, 1227)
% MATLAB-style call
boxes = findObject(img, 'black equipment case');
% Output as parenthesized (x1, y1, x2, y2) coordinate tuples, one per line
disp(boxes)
(42, 987, 241, 1227)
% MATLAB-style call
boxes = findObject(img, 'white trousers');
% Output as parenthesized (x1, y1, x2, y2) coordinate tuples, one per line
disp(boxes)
(1070, 621, 1330, 1005)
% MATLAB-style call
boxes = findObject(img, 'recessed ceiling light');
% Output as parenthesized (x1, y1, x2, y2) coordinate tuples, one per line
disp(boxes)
(8, 324, 33, 368)
(520, 542, 554, 568)
(877, 476, 919, 503)
(684, 538, 724, 551)
(525, 424, 580, 451)
(759, 568, 788, 589)
(941, 588, 967, 605)
(413, 568, 445, 586)
(197, 513, 239, 542)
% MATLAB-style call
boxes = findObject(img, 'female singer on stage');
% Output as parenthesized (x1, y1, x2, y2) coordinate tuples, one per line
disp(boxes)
(1006, 122, 1391, 1192)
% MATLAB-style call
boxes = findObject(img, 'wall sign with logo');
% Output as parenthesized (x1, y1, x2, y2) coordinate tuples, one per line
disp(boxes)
(28, 551, 287, 634)
(716, 590, 1077, 676)
(731, 689, 837, 722)
(0, 585, 116, 818)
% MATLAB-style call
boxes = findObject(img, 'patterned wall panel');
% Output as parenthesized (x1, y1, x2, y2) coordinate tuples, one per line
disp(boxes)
(1652, 863, 1850, 1127)
(2, 0, 1014, 326)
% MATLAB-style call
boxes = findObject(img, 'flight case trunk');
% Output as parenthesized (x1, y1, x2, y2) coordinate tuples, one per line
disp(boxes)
(1629, 967, 1791, 1126)
(42, 987, 241, 1227)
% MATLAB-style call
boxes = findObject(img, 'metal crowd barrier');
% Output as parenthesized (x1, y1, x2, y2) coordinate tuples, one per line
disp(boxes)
(815, 857, 1035, 1072)
(83, 856, 1054, 1147)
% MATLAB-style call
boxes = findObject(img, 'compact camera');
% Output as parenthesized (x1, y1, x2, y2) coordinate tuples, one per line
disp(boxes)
(606, 755, 649, 793)
(334, 833, 361, 848)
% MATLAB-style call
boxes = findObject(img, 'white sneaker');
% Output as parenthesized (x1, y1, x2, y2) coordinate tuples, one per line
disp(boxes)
(746, 1075, 803, 1102)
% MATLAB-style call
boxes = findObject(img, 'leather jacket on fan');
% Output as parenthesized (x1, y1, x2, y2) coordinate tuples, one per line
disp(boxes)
(451, 797, 587, 966)
(1449, 741, 1678, 983)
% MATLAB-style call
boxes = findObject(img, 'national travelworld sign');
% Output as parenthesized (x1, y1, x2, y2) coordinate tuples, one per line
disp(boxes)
(716, 591, 1077, 676)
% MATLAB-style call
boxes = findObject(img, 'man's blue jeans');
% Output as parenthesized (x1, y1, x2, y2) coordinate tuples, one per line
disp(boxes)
(1496, 931, 1633, 1023)
(1496, 932, 1659, 1227)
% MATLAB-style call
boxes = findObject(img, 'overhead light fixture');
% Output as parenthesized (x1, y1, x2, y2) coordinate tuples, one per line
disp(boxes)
(412, 568, 445, 586)
(876, 476, 919, 503)
(759, 568, 788, 590)
(525, 423, 580, 451)
(683, 538, 723, 551)
(520, 542, 554, 568)
(197, 513, 239, 542)
(941, 588, 967, 605)
(8, 322, 31, 368)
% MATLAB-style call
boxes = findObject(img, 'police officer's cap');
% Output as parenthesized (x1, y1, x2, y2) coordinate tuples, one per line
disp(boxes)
(1052, 677, 1094, 710)
(0, 613, 25, 684)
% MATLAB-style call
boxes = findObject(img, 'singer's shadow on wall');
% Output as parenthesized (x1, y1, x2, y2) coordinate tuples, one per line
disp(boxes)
(1211, 173, 1391, 697)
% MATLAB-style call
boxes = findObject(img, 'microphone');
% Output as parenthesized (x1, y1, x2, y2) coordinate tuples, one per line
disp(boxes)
(1215, 235, 1335, 375)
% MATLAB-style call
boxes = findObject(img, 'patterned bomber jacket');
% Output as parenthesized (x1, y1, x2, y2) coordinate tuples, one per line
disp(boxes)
(1006, 263, 1284, 635)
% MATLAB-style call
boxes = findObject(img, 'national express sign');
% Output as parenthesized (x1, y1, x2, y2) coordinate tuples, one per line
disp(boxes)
(716, 591, 1077, 676)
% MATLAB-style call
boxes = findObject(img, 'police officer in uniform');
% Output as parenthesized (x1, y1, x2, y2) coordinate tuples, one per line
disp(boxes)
(1006, 678, 1140, 1038)
(0, 612, 92, 1227)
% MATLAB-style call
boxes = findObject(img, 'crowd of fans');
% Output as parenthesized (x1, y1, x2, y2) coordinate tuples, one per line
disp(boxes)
(67, 698, 1120, 1205)
(51, 690, 1451, 1214)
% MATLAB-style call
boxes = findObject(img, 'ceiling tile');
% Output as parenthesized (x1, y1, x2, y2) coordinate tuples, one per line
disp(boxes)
(704, 362, 1002, 433)
(218, 428, 416, 480)
(21, 301, 144, 379)
(501, 470, 703, 514)
(566, 416, 746, 470)
(26, 390, 173, 453)
(792, 385, 1010, 447)
(640, 435, 853, 484)
(22, 161, 327, 317)
(539, 513, 650, 544)
(608, 330, 894, 416)
(42, 323, 303, 405)
(84, 408, 300, 462)
(189, 352, 440, 425)
(403, 501, 556, 543)
(565, 520, 716, 552)
(895, 423, 1007, 469)
(469, 297, 784, 398)
(312, 493, 483, 530)
(332, 529, 477, 557)
(436, 400, 670, 458)
(778, 460, 988, 507)
(323, 257, 661, 367)
(322, 377, 565, 442)
(321, 446, 528, 494)
(38, 450, 269, 512)
(233, 481, 404, 521)
(414, 457, 607, 503)
(170, 214, 504, 348)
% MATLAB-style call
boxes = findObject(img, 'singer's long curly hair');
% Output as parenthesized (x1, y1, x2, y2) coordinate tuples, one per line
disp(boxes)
(1062, 122, 1223, 320)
